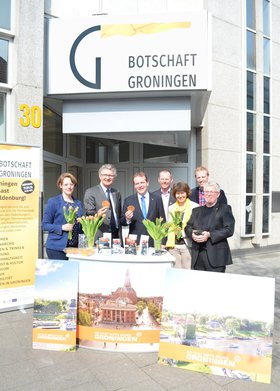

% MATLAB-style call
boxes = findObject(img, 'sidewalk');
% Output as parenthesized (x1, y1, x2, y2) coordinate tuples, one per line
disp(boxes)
(0, 250, 279, 391)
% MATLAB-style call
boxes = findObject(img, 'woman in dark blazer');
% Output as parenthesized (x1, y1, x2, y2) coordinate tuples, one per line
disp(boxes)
(185, 181, 235, 272)
(42, 172, 83, 260)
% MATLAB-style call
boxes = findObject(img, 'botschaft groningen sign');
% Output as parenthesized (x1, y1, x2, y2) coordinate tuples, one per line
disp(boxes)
(47, 11, 210, 96)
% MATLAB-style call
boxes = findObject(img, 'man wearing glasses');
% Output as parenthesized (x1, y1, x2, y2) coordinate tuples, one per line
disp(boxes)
(185, 181, 235, 273)
(84, 164, 121, 239)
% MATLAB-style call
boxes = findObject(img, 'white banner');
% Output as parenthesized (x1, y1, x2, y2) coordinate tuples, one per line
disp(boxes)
(47, 11, 209, 96)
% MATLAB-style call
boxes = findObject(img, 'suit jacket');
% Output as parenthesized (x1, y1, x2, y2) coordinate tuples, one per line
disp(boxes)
(120, 192, 165, 246)
(189, 186, 228, 205)
(42, 194, 83, 251)
(185, 203, 235, 268)
(152, 188, 176, 218)
(83, 184, 122, 238)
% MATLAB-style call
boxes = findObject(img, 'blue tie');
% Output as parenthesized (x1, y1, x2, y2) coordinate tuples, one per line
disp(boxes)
(141, 196, 147, 219)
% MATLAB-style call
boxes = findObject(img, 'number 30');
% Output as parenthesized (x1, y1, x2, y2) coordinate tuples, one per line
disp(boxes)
(19, 104, 41, 128)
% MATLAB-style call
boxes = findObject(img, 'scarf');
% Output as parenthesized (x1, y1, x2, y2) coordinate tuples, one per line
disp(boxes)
(166, 199, 192, 248)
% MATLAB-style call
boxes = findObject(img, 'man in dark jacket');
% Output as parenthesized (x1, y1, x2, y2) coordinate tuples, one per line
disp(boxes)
(83, 164, 121, 239)
(186, 181, 235, 273)
(152, 169, 175, 220)
(189, 166, 227, 206)
(120, 171, 165, 247)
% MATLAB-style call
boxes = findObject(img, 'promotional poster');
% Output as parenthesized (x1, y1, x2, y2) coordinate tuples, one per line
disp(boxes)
(0, 144, 40, 311)
(32, 259, 79, 352)
(159, 269, 275, 384)
(77, 260, 172, 352)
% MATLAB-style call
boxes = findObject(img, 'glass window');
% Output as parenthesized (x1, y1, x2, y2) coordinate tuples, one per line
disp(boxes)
(246, 0, 255, 29)
(0, 38, 8, 83)
(245, 195, 255, 235)
(263, 155, 270, 193)
(263, 0, 270, 36)
(0, 0, 11, 30)
(86, 137, 129, 164)
(264, 76, 270, 114)
(247, 31, 256, 70)
(247, 71, 256, 111)
(43, 106, 63, 156)
(263, 116, 270, 154)
(43, 161, 62, 207)
(143, 144, 187, 163)
(246, 112, 256, 152)
(68, 165, 83, 200)
(0, 92, 5, 140)
(262, 196, 269, 233)
(246, 154, 256, 193)
(263, 38, 270, 75)
(69, 134, 82, 159)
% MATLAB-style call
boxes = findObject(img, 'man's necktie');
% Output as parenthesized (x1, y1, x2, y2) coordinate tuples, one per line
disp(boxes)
(141, 195, 147, 219)
(106, 189, 118, 229)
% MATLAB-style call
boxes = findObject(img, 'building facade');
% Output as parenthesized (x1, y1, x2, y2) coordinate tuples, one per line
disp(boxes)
(1, 0, 280, 254)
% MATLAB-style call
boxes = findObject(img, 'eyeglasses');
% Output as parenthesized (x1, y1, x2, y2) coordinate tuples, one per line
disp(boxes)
(204, 191, 218, 195)
(101, 174, 115, 178)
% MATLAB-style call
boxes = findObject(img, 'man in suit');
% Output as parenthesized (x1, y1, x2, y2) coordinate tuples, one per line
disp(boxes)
(152, 169, 176, 220)
(120, 171, 165, 247)
(83, 164, 121, 239)
(185, 181, 235, 273)
(189, 166, 227, 206)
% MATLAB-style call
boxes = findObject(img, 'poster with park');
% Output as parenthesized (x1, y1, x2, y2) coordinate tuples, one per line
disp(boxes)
(32, 259, 79, 352)
(159, 269, 275, 384)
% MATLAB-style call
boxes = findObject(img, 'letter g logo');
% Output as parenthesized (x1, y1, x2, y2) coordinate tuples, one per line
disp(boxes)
(69, 25, 101, 89)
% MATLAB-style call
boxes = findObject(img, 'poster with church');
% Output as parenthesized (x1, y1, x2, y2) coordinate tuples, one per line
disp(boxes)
(77, 260, 170, 352)
(158, 269, 275, 384)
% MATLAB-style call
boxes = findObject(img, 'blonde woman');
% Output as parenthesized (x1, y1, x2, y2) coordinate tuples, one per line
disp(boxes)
(166, 182, 198, 268)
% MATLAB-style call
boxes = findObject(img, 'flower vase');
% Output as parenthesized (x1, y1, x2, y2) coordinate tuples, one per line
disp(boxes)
(153, 239, 163, 256)
(86, 236, 95, 249)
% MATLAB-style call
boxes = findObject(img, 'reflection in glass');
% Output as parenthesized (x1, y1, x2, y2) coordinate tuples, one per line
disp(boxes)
(43, 162, 62, 206)
(69, 135, 82, 159)
(86, 137, 129, 164)
(247, 112, 256, 152)
(0, 92, 5, 141)
(264, 76, 270, 114)
(246, 154, 255, 193)
(263, 38, 270, 75)
(68, 165, 83, 200)
(263, 0, 270, 37)
(143, 143, 187, 163)
(262, 196, 269, 233)
(247, 71, 255, 111)
(246, 0, 255, 29)
(43, 106, 63, 156)
(263, 156, 270, 194)
(0, 0, 11, 30)
(263, 116, 270, 154)
(247, 31, 256, 70)
(0, 39, 8, 83)
(245, 195, 255, 235)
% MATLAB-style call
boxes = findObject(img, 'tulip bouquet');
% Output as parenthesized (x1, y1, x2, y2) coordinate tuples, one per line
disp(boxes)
(77, 214, 105, 248)
(63, 205, 79, 240)
(168, 211, 184, 239)
(142, 217, 171, 254)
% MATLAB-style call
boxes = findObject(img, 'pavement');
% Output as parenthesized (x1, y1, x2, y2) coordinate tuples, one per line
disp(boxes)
(0, 249, 280, 391)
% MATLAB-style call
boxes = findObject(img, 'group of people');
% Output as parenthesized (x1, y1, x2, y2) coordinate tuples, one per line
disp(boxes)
(42, 164, 235, 273)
